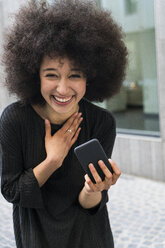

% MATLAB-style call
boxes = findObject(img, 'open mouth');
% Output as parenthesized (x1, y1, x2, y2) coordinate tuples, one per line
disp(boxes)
(52, 95, 74, 105)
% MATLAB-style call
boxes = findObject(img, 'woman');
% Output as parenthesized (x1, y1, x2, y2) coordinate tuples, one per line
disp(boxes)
(0, 0, 127, 247)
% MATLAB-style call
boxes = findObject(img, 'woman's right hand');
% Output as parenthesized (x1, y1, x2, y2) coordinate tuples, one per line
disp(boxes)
(44, 112, 83, 170)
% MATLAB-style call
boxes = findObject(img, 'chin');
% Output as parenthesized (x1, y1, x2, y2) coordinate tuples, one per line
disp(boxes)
(53, 103, 76, 114)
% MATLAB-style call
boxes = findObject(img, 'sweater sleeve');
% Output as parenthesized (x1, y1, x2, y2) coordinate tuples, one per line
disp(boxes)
(78, 107, 116, 215)
(92, 110, 116, 159)
(0, 105, 44, 208)
(91, 111, 116, 213)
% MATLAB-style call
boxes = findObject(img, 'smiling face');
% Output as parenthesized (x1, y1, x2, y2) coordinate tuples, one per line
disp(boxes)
(39, 56, 86, 121)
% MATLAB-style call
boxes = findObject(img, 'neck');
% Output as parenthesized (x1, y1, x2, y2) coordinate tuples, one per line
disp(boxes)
(32, 104, 79, 125)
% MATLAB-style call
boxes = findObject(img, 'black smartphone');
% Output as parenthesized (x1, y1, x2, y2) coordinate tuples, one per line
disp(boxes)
(74, 138, 113, 183)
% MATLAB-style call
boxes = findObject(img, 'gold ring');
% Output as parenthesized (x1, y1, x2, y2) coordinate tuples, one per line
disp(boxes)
(67, 129, 72, 133)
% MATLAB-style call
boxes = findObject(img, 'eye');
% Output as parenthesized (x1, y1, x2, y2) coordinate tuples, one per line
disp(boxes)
(45, 74, 58, 78)
(69, 74, 81, 78)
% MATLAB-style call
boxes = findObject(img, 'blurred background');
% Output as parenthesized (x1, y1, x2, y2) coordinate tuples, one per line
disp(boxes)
(0, 0, 165, 182)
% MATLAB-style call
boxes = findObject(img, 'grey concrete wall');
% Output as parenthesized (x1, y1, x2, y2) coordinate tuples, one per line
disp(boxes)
(112, 134, 164, 181)
(155, 0, 165, 141)
(0, 0, 24, 114)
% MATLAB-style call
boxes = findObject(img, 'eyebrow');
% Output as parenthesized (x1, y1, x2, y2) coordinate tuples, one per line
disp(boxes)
(42, 68, 82, 72)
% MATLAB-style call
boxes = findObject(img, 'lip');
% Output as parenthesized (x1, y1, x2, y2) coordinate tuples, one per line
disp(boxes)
(51, 95, 74, 106)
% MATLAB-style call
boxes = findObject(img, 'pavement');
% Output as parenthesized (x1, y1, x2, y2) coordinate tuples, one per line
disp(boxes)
(0, 173, 165, 248)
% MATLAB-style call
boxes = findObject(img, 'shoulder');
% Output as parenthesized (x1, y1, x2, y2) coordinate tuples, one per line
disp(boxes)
(0, 101, 29, 128)
(81, 98, 115, 126)
(81, 99, 116, 156)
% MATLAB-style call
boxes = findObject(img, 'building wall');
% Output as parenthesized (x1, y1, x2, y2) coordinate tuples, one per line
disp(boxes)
(112, 0, 165, 181)
(102, 0, 155, 32)
(0, 0, 24, 114)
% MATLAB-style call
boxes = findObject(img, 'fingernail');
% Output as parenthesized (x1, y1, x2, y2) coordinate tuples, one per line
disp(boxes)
(84, 174, 88, 180)
(89, 163, 93, 168)
(99, 160, 104, 165)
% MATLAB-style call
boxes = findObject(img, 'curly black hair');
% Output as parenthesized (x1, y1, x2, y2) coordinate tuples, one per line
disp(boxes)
(2, 0, 128, 104)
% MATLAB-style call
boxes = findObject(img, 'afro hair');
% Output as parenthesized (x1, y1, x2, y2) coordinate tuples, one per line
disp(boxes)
(2, 0, 128, 104)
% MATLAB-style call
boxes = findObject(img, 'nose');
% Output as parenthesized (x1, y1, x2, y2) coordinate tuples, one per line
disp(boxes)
(56, 78, 69, 95)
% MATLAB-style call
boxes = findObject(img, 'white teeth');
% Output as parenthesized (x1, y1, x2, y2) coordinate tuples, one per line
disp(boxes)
(54, 96, 72, 102)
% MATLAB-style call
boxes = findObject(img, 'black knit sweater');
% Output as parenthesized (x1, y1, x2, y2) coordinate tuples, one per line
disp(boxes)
(0, 98, 116, 248)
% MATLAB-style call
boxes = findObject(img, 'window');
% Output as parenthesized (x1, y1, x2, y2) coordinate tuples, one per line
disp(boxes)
(125, 0, 137, 15)
(95, 0, 160, 136)
(95, 0, 102, 8)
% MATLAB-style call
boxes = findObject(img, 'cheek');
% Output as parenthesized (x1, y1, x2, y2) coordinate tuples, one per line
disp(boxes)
(82, 86, 86, 96)
(75, 85, 86, 99)
(81, 82, 87, 96)
(40, 80, 52, 95)
(78, 81, 86, 95)
(40, 84, 47, 96)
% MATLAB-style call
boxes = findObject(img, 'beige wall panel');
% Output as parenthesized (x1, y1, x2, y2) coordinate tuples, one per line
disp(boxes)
(151, 140, 164, 180)
(113, 135, 164, 181)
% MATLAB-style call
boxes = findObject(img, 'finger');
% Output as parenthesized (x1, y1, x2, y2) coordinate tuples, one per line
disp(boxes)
(70, 127, 81, 147)
(67, 113, 83, 134)
(45, 119, 51, 140)
(98, 160, 113, 181)
(84, 174, 97, 192)
(111, 173, 120, 185)
(97, 160, 113, 189)
(108, 159, 121, 185)
(65, 118, 82, 139)
(108, 159, 121, 177)
(61, 112, 79, 132)
(88, 163, 102, 185)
